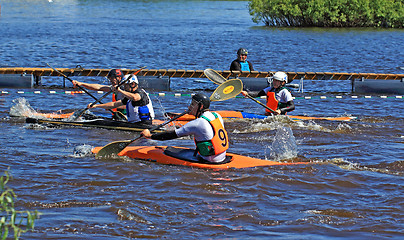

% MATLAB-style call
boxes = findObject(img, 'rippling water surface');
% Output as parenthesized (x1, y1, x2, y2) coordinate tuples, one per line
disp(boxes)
(0, 0, 403, 239)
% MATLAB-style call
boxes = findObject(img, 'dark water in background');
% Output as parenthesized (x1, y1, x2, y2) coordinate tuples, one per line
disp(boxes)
(0, 0, 403, 239)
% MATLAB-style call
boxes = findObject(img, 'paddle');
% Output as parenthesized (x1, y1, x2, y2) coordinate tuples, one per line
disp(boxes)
(209, 78, 243, 101)
(69, 66, 146, 121)
(69, 74, 132, 121)
(95, 109, 190, 158)
(47, 63, 127, 120)
(204, 68, 226, 84)
(95, 79, 243, 158)
(204, 68, 277, 114)
(243, 93, 277, 114)
(204, 69, 243, 101)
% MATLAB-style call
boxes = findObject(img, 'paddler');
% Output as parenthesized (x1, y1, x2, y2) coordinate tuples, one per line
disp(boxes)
(72, 69, 126, 114)
(241, 71, 295, 115)
(87, 75, 155, 124)
(141, 93, 229, 163)
(230, 48, 255, 74)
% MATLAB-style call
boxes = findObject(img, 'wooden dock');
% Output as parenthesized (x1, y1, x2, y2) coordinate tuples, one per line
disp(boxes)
(1, 67, 403, 81)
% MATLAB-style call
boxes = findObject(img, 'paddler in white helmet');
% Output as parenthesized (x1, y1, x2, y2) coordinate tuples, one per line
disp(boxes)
(88, 75, 155, 124)
(241, 71, 295, 115)
(141, 93, 229, 163)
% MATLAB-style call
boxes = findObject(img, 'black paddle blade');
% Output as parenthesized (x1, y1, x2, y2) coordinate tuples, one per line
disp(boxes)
(68, 109, 87, 121)
(204, 68, 226, 85)
(111, 111, 127, 121)
(95, 138, 140, 158)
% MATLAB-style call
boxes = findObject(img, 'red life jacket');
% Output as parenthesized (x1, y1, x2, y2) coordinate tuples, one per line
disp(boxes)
(266, 91, 279, 113)
(112, 93, 118, 112)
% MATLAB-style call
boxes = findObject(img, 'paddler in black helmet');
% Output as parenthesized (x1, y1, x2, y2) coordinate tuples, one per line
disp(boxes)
(230, 48, 255, 74)
(72, 69, 124, 99)
(141, 93, 229, 163)
(72, 69, 127, 115)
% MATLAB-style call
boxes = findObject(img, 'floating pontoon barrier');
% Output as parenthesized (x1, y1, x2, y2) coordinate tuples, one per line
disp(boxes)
(0, 67, 403, 81)
(1, 67, 403, 93)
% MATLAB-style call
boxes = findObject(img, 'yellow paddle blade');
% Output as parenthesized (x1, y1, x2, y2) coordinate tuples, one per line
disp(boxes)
(210, 79, 243, 101)
(204, 68, 226, 85)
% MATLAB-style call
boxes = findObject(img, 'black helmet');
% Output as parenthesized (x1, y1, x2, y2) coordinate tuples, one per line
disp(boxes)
(237, 48, 248, 55)
(107, 69, 123, 78)
(192, 93, 210, 109)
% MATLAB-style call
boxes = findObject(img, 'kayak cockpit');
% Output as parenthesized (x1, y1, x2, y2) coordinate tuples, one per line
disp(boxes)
(164, 147, 232, 165)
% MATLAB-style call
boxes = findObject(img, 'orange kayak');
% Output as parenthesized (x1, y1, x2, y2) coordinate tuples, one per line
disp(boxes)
(166, 111, 356, 122)
(29, 111, 75, 119)
(92, 145, 309, 169)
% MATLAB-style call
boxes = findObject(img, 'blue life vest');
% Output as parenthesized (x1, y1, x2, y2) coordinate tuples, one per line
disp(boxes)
(138, 105, 151, 121)
(126, 100, 152, 122)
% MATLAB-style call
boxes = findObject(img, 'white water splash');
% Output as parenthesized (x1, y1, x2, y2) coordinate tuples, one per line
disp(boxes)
(9, 98, 38, 117)
(269, 127, 298, 161)
(71, 144, 94, 158)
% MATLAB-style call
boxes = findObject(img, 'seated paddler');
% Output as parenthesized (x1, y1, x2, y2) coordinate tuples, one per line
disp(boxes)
(141, 93, 229, 163)
(88, 75, 155, 124)
(73, 69, 127, 115)
(241, 71, 295, 116)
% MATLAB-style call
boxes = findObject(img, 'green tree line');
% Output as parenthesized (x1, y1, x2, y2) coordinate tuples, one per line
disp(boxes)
(248, 0, 404, 28)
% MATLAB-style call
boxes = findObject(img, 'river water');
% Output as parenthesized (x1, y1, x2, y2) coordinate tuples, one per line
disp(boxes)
(0, 0, 403, 239)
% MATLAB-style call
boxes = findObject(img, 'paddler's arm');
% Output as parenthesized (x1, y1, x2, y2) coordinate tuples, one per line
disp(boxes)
(72, 80, 110, 91)
(88, 100, 123, 110)
(141, 129, 178, 140)
(117, 88, 141, 102)
(279, 100, 295, 114)
(241, 90, 265, 98)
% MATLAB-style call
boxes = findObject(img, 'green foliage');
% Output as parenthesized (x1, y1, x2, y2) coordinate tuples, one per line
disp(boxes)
(0, 170, 40, 240)
(248, 0, 404, 28)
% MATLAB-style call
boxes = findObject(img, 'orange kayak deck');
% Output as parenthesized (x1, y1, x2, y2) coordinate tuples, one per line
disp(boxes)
(30, 111, 75, 119)
(166, 111, 356, 122)
(92, 146, 309, 169)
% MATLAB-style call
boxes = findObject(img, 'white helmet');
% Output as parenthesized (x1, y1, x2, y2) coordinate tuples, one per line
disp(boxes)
(272, 72, 288, 82)
(125, 74, 139, 84)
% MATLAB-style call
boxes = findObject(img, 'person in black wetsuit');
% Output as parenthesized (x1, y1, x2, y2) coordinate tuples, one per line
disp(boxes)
(230, 48, 254, 74)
